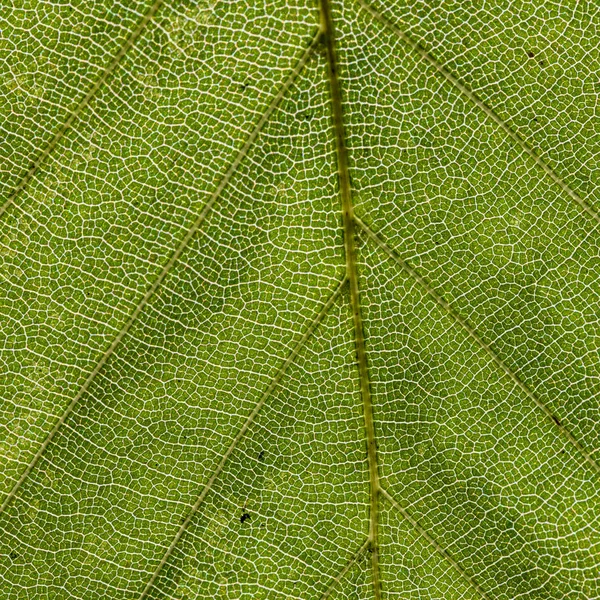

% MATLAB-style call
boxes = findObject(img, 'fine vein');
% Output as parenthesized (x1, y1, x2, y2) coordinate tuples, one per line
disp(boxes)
(319, 538, 370, 600)
(319, 1, 381, 597)
(358, 0, 600, 227)
(0, 0, 165, 220)
(380, 487, 492, 600)
(137, 276, 348, 600)
(355, 215, 600, 475)
(0, 35, 321, 517)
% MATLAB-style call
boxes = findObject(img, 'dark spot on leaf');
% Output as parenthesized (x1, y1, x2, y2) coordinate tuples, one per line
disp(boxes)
(551, 414, 562, 426)
(527, 50, 535, 58)
(9, 552, 18, 560)
(538, 60, 545, 67)
(258, 450, 265, 461)
(240, 512, 250, 524)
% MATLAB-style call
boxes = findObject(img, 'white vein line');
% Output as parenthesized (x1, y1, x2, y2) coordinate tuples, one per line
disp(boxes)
(0, 33, 322, 517)
(137, 276, 348, 600)
(380, 487, 491, 600)
(357, 0, 600, 227)
(0, 0, 165, 219)
(355, 215, 600, 476)
(319, 538, 370, 600)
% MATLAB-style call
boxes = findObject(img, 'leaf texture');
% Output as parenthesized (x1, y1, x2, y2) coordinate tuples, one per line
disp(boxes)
(0, 0, 599, 598)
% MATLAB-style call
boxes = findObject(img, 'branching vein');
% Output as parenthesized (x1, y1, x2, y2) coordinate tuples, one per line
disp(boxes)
(380, 487, 492, 600)
(355, 215, 600, 475)
(357, 0, 600, 227)
(319, 538, 371, 600)
(136, 276, 348, 600)
(0, 0, 165, 220)
(0, 34, 321, 517)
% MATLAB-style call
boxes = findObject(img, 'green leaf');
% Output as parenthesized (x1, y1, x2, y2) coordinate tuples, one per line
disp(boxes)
(1, 0, 599, 598)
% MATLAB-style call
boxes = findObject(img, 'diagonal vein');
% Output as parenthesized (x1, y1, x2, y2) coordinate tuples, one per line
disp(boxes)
(136, 276, 348, 600)
(355, 215, 600, 476)
(357, 0, 600, 227)
(0, 0, 165, 220)
(319, 538, 370, 600)
(319, 1, 382, 598)
(380, 486, 492, 600)
(0, 34, 321, 517)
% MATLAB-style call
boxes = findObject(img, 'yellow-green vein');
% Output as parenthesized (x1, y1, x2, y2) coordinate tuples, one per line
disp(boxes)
(355, 214, 600, 476)
(0, 34, 321, 517)
(0, 0, 165, 220)
(137, 276, 348, 600)
(319, 1, 382, 598)
(319, 538, 371, 600)
(357, 0, 600, 227)
(380, 487, 492, 600)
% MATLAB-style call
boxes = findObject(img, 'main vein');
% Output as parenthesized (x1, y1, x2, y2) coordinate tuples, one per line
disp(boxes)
(358, 0, 600, 227)
(355, 215, 600, 476)
(137, 277, 348, 600)
(319, 2, 381, 598)
(0, 34, 321, 517)
(0, 0, 165, 220)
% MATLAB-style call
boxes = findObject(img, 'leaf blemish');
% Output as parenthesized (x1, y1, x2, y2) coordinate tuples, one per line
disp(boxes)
(240, 512, 250, 524)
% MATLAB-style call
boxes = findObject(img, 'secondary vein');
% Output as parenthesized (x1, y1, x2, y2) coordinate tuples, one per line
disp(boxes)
(136, 276, 348, 600)
(0, 34, 322, 518)
(0, 0, 165, 220)
(319, 538, 370, 600)
(380, 487, 492, 600)
(355, 215, 600, 476)
(357, 0, 600, 227)
(319, 2, 382, 598)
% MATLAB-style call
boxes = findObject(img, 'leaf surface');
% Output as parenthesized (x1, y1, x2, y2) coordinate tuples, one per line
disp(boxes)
(1, 1, 598, 598)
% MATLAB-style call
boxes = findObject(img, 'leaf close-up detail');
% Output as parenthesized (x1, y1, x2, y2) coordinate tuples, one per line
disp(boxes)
(1, 0, 599, 598)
